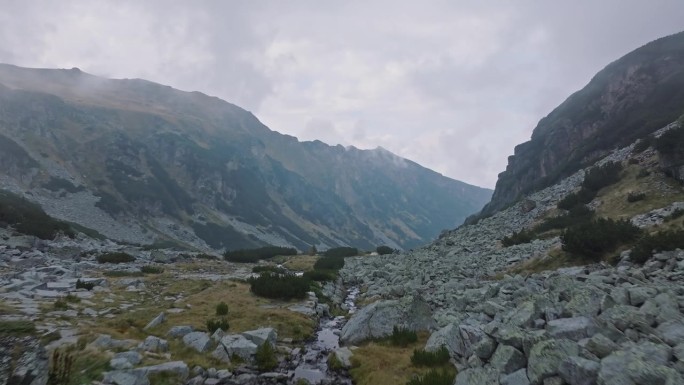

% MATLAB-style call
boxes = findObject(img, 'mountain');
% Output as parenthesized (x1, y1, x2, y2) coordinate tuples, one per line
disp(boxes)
(0, 64, 492, 251)
(476, 31, 684, 220)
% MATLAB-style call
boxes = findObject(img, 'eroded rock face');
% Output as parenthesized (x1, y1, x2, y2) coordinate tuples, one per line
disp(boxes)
(0, 336, 48, 385)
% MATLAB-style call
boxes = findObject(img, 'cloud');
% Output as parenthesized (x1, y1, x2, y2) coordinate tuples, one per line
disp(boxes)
(1, 1, 684, 188)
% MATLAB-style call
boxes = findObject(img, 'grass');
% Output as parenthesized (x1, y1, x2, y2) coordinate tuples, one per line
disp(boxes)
(65, 349, 110, 385)
(0, 320, 37, 335)
(493, 247, 579, 278)
(281, 255, 319, 272)
(349, 332, 456, 385)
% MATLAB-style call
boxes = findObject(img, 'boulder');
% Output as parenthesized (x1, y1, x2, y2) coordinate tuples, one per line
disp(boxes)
(333, 347, 353, 368)
(143, 312, 166, 331)
(138, 336, 168, 353)
(454, 367, 499, 385)
(500, 369, 531, 385)
(340, 296, 434, 344)
(598, 344, 682, 385)
(182, 332, 211, 353)
(585, 334, 618, 359)
(546, 317, 597, 341)
(657, 320, 684, 346)
(0, 336, 48, 385)
(490, 344, 526, 374)
(218, 335, 258, 360)
(527, 339, 579, 385)
(167, 326, 194, 338)
(241, 328, 277, 347)
(558, 356, 599, 385)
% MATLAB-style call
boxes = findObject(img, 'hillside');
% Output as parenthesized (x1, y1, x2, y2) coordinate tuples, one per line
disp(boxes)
(0, 64, 491, 251)
(477, 31, 684, 219)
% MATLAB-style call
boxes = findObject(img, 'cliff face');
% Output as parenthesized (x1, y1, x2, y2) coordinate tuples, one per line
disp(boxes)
(0, 64, 491, 251)
(479, 31, 684, 218)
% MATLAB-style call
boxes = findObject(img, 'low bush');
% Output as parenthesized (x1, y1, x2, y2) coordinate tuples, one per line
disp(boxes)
(557, 188, 597, 210)
(303, 270, 336, 282)
(254, 342, 278, 371)
(411, 346, 450, 367)
(501, 229, 534, 247)
(626, 192, 646, 203)
(582, 162, 623, 192)
(390, 326, 417, 347)
(406, 369, 455, 385)
(206, 318, 229, 333)
(0, 320, 36, 335)
(48, 349, 74, 385)
(248, 272, 310, 300)
(75, 279, 94, 291)
(561, 218, 642, 260)
(54, 299, 68, 310)
(323, 247, 358, 258)
(0, 190, 75, 240)
(376, 245, 395, 255)
(630, 229, 684, 264)
(194, 253, 218, 260)
(636, 169, 651, 179)
(313, 256, 345, 271)
(97, 252, 135, 264)
(251, 265, 285, 274)
(224, 246, 297, 263)
(632, 137, 652, 154)
(216, 302, 229, 316)
(654, 125, 684, 156)
(102, 270, 143, 277)
(666, 208, 684, 221)
(64, 294, 80, 303)
(535, 206, 595, 233)
(140, 266, 164, 274)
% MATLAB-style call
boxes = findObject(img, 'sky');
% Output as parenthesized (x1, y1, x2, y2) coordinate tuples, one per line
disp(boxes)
(1, 1, 683, 188)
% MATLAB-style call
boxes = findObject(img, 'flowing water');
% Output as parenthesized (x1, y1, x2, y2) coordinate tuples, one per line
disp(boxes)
(290, 286, 360, 384)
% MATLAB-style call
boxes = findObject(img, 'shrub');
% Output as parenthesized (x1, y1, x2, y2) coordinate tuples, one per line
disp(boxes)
(654, 125, 684, 156)
(302, 270, 336, 282)
(666, 208, 684, 221)
(626, 192, 646, 203)
(323, 247, 358, 258)
(254, 342, 278, 371)
(54, 299, 68, 310)
(216, 302, 229, 316)
(501, 229, 534, 247)
(632, 137, 652, 154)
(0, 320, 36, 335)
(557, 188, 597, 210)
(561, 218, 642, 260)
(406, 369, 455, 385)
(140, 266, 164, 274)
(390, 326, 417, 347)
(582, 162, 623, 192)
(97, 252, 135, 264)
(248, 273, 310, 300)
(206, 318, 229, 333)
(627, 158, 639, 165)
(75, 279, 94, 291)
(252, 265, 285, 274)
(411, 346, 450, 367)
(0, 190, 75, 240)
(195, 253, 218, 260)
(64, 294, 80, 303)
(102, 270, 143, 277)
(376, 245, 395, 255)
(630, 229, 684, 264)
(534, 205, 595, 233)
(636, 169, 651, 179)
(224, 246, 297, 263)
(313, 257, 345, 271)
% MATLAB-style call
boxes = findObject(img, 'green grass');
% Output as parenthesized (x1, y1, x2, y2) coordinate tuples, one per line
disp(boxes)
(0, 320, 36, 336)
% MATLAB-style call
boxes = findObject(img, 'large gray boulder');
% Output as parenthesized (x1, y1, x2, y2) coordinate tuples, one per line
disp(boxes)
(527, 339, 579, 385)
(103, 361, 188, 385)
(138, 336, 168, 353)
(167, 325, 194, 338)
(500, 369, 531, 385)
(242, 328, 277, 347)
(143, 312, 166, 331)
(0, 336, 48, 385)
(657, 320, 684, 346)
(182, 332, 211, 353)
(558, 356, 599, 385)
(217, 335, 258, 360)
(454, 367, 499, 385)
(340, 296, 434, 344)
(597, 343, 682, 385)
(546, 317, 597, 341)
(490, 344, 526, 374)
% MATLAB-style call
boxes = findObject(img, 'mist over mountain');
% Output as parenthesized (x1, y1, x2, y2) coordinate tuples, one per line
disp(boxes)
(0, 64, 492, 251)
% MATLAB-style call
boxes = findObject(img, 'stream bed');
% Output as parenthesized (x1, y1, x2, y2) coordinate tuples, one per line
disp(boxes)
(290, 286, 359, 384)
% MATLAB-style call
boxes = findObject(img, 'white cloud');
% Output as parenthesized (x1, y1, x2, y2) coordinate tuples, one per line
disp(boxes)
(1, 0, 683, 187)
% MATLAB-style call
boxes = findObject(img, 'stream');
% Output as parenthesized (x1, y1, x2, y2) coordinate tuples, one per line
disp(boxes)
(290, 286, 360, 384)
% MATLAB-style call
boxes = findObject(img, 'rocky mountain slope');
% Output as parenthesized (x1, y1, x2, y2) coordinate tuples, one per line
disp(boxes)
(0, 64, 491, 251)
(478, 31, 684, 219)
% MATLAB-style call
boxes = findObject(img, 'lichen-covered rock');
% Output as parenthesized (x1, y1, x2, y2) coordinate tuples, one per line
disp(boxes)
(527, 339, 579, 385)
(558, 356, 599, 385)
(454, 367, 499, 385)
(182, 332, 211, 353)
(217, 335, 258, 360)
(0, 336, 48, 385)
(242, 328, 277, 347)
(490, 344, 526, 374)
(546, 317, 597, 341)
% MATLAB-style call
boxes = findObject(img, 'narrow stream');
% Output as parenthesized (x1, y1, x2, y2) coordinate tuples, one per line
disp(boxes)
(290, 286, 359, 384)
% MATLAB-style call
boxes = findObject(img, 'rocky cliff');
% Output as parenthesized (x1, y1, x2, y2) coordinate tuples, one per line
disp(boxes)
(0, 64, 491, 251)
(478, 31, 684, 219)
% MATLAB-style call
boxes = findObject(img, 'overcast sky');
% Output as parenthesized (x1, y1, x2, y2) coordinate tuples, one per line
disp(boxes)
(1, 1, 683, 188)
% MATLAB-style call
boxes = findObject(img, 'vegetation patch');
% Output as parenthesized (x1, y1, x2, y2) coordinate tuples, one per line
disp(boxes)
(406, 369, 455, 385)
(390, 326, 418, 347)
(324, 247, 359, 258)
(206, 318, 230, 333)
(627, 192, 646, 203)
(224, 246, 297, 263)
(140, 265, 164, 274)
(254, 342, 278, 371)
(215, 301, 229, 316)
(561, 218, 642, 261)
(248, 272, 310, 300)
(313, 256, 345, 271)
(97, 252, 135, 264)
(411, 346, 450, 367)
(501, 229, 534, 247)
(0, 190, 75, 239)
(0, 320, 36, 335)
(630, 229, 684, 264)
(376, 245, 395, 255)
(75, 279, 95, 291)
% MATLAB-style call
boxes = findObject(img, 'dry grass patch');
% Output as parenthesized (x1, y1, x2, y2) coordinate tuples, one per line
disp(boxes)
(349, 332, 455, 385)
(493, 248, 580, 279)
(281, 255, 319, 272)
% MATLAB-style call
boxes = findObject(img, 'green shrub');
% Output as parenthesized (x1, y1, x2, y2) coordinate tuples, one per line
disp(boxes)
(626, 192, 646, 203)
(75, 279, 95, 291)
(630, 229, 684, 264)
(97, 252, 135, 264)
(655, 125, 684, 156)
(303, 270, 336, 282)
(636, 169, 651, 179)
(140, 265, 164, 274)
(252, 265, 285, 274)
(561, 218, 642, 260)
(390, 326, 417, 347)
(64, 294, 80, 303)
(206, 318, 229, 333)
(216, 302, 229, 316)
(582, 162, 623, 191)
(224, 246, 297, 263)
(313, 256, 345, 271)
(406, 369, 455, 385)
(54, 299, 68, 310)
(376, 245, 395, 255)
(102, 270, 143, 277)
(0, 190, 75, 239)
(248, 273, 310, 300)
(535, 206, 595, 233)
(411, 346, 450, 367)
(194, 253, 218, 260)
(48, 349, 74, 385)
(323, 247, 358, 258)
(501, 229, 534, 247)
(666, 208, 684, 221)
(254, 342, 278, 371)
(0, 320, 36, 335)
(632, 137, 652, 154)
(557, 188, 597, 210)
